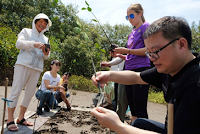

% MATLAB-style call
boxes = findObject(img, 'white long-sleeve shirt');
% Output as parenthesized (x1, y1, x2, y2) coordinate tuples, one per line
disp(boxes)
(110, 57, 125, 71)
(15, 13, 51, 72)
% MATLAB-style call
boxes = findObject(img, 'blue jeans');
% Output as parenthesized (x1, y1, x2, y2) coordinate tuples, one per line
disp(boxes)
(35, 89, 58, 108)
(55, 91, 70, 103)
(132, 118, 166, 134)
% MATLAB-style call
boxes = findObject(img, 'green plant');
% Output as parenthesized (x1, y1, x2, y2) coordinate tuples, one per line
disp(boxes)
(148, 89, 167, 105)
(68, 75, 99, 93)
(72, 91, 77, 95)
(103, 82, 115, 100)
(81, 0, 112, 46)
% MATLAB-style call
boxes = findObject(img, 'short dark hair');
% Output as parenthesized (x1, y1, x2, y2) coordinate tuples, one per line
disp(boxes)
(63, 72, 71, 77)
(50, 60, 61, 70)
(35, 19, 48, 24)
(108, 44, 119, 53)
(143, 16, 192, 49)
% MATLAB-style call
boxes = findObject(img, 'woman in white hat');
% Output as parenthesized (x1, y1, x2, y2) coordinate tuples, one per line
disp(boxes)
(7, 13, 52, 131)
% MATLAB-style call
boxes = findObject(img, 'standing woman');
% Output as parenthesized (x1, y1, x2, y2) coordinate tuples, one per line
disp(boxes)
(6, 13, 51, 131)
(114, 3, 151, 122)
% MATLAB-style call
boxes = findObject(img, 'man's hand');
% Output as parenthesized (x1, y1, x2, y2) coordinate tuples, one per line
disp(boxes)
(100, 61, 111, 68)
(91, 71, 110, 88)
(91, 107, 122, 131)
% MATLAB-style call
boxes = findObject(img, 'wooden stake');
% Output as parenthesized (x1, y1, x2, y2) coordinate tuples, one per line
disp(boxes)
(1, 78, 9, 134)
(167, 103, 174, 134)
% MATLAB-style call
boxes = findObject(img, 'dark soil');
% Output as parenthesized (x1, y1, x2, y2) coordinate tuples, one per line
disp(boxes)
(34, 108, 131, 134)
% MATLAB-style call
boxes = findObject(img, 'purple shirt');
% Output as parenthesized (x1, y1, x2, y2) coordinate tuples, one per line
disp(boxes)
(125, 22, 151, 70)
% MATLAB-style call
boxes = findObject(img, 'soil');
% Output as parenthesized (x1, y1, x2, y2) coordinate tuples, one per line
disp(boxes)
(33, 107, 131, 134)
(34, 91, 115, 134)
(0, 86, 167, 133)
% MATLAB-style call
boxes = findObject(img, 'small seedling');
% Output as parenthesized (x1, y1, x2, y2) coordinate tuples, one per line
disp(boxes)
(82, 0, 113, 47)
(72, 91, 77, 95)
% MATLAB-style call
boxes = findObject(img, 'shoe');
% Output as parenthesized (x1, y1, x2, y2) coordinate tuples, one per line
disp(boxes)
(44, 105, 50, 112)
(7, 121, 18, 131)
(37, 107, 43, 115)
(17, 118, 33, 126)
(67, 107, 71, 111)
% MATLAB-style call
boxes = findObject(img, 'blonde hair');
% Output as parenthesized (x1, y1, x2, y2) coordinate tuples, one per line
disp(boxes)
(127, 3, 145, 22)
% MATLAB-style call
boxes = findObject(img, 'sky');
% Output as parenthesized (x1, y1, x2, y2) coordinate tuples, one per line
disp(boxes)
(61, 0, 200, 27)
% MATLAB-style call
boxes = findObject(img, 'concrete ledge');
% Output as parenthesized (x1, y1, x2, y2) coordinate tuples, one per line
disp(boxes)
(1, 107, 60, 134)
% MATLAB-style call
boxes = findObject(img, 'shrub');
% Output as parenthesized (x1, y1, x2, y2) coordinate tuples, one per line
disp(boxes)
(68, 75, 167, 105)
(68, 75, 99, 93)
(148, 88, 167, 105)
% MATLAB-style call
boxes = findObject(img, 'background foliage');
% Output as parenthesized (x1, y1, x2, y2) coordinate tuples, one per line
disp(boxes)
(0, 0, 199, 88)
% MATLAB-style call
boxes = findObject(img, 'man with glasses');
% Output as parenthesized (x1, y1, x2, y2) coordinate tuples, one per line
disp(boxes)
(91, 16, 200, 134)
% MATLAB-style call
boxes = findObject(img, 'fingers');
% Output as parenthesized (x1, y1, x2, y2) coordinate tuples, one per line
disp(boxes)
(91, 107, 107, 118)
(42, 47, 50, 54)
(96, 106, 109, 113)
(100, 61, 108, 68)
(34, 42, 45, 49)
(114, 47, 127, 54)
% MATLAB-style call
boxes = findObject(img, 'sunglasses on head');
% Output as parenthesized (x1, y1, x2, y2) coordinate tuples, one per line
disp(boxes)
(126, 14, 134, 20)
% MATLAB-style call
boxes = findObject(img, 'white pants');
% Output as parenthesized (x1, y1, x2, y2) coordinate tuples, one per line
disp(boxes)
(8, 65, 41, 108)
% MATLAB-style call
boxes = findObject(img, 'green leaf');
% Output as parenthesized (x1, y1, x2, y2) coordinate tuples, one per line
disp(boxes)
(52, 0, 58, 7)
(85, 0, 89, 6)
(52, 2, 55, 7)
(95, 43, 100, 49)
(53, 16, 59, 21)
(50, 15, 54, 20)
(87, 7, 92, 12)
(81, 44, 86, 47)
(81, 7, 87, 10)
(74, 27, 81, 34)
(73, 59, 76, 63)
(76, 19, 82, 28)
(83, 32, 90, 42)
(92, 19, 97, 22)
(100, 49, 106, 53)
(85, 28, 89, 32)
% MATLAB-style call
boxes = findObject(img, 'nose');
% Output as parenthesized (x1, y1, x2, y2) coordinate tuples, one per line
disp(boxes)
(42, 22, 47, 27)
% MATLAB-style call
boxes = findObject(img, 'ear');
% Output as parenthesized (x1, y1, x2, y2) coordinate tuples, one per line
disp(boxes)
(138, 12, 143, 17)
(178, 38, 188, 52)
(144, 39, 147, 47)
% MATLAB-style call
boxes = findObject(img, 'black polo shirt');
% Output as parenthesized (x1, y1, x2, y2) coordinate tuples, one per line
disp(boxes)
(140, 53, 200, 134)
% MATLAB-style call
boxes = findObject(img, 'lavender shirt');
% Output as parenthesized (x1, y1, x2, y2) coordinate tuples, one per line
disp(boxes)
(125, 22, 151, 70)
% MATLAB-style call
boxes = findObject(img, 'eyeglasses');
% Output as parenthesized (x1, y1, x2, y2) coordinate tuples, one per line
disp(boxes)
(126, 14, 134, 20)
(55, 63, 61, 66)
(145, 38, 180, 59)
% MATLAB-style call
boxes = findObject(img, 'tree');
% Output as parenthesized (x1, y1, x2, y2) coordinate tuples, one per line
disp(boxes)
(191, 21, 200, 52)
(0, 23, 18, 85)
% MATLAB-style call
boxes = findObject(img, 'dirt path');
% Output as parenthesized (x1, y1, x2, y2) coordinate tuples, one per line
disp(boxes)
(0, 86, 166, 132)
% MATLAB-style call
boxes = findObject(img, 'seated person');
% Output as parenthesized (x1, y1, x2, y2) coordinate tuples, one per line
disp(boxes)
(35, 60, 70, 115)
(55, 72, 71, 109)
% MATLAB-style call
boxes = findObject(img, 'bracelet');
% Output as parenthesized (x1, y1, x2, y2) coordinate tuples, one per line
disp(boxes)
(128, 49, 130, 54)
